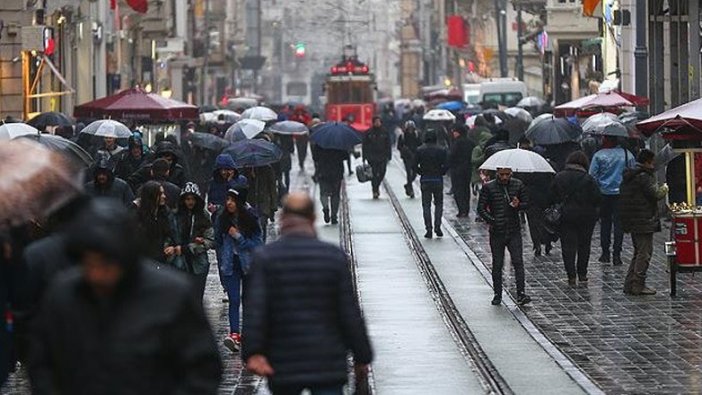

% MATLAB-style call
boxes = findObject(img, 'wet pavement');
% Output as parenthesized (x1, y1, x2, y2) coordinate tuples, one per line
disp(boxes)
(432, 162, 702, 394)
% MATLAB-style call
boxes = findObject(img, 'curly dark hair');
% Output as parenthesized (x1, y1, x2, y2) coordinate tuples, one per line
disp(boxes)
(218, 192, 261, 238)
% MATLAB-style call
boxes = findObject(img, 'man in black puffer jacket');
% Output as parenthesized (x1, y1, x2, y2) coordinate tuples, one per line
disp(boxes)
(243, 193, 373, 394)
(620, 149, 668, 295)
(478, 167, 532, 306)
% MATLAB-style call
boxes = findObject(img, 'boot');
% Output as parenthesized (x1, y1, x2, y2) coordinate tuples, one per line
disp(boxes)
(598, 251, 610, 263)
(612, 255, 623, 266)
(323, 209, 330, 224)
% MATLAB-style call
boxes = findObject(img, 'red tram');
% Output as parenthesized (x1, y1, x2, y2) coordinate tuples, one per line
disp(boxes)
(324, 53, 376, 131)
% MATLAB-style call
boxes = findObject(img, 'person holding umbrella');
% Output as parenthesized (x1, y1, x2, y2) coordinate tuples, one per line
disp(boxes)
(551, 152, 602, 285)
(363, 117, 392, 199)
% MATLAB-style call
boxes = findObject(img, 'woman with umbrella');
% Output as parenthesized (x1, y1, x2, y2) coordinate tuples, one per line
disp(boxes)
(550, 151, 602, 285)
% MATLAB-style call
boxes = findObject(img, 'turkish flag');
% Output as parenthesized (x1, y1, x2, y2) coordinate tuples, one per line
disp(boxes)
(126, 0, 148, 13)
(582, 0, 601, 16)
(447, 15, 467, 48)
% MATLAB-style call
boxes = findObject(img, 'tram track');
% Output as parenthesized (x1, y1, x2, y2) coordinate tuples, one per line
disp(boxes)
(381, 179, 514, 395)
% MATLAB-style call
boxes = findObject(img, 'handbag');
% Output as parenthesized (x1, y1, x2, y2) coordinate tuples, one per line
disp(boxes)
(356, 163, 373, 183)
(544, 174, 586, 234)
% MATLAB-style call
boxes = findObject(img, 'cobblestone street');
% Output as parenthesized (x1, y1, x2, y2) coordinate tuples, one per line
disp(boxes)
(445, 182, 702, 394)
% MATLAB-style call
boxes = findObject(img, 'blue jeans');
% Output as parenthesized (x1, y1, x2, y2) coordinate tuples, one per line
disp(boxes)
(599, 194, 623, 256)
(221, 266, 244, 334)
(269, 384, 344, 395)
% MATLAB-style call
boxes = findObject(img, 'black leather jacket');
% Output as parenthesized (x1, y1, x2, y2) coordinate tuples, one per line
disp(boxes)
(478, 178, 529, 235)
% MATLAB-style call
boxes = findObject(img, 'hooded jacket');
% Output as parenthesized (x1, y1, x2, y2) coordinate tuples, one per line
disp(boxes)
(84, 160, 134, 207)
(175, 183, 215, 275)
(620, 164, 667, 234)
(28, 201, 221, 395)
(207, 154, 248, 208)
(151, 141, 188, 188)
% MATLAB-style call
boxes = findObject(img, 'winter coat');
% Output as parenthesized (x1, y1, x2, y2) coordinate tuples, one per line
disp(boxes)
(153, 142, 188, 187)
(448, 136, 476, 173)
(620, 165, 667, 234)
(214, 208, 263, 275)
(397, 130, 421, 163)
(484, 140, 513, 159)
(207, 154, 248, 208)
(414, 143, 448, 183)
(362, 126, 392, 163)
(175, 186, 215, 275)
(514, 171, 553, 210)
(542, 141, 581, 172)
(477, 178, 529, 235)
(84, 176, 134, 207)
(469, 126, 494, 183)
(247, 165, 278, 218)
(589, 147, 636, 195)
(133, 204, 175, 264)
(276, 135, 295, 172)
(114, 145, 150, 182)
(242, 235, 373, 387)
(311, 146, 348, 182)
(550, 164, 601, 225)
(29, 263, 222, 394)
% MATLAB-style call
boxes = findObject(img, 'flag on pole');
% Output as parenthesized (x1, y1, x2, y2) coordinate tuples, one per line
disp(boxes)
(582, 0, 602, 17)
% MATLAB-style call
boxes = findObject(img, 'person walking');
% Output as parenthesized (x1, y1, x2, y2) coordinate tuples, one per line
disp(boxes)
(397, 120, 421, 198)
(132, 181, 177, 265)
(477, 167, 532, 306)
(551, 151, 602, 285)
(242, 193, 373, 395)
(175, 182, 215, 300)
(84, 158, 134, 206)
(448, 125, 476, 218)
(620, 149, 668, 295)
(243, 165, 278, 243)
(214, 189, 263, 352)
(311, 145, 348, 224)
(28, 199, 222, 394)
(414, 130, 449, 238)
(363, 116, 392, 199)
(207, 153, 248, 218)
(589, 136, 635, 266)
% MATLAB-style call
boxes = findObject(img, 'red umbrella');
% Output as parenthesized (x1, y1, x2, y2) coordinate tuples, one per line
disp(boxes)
(637, 97, 702, 139)
(74, 87, 198, 122)
(554, 90, 649, 117)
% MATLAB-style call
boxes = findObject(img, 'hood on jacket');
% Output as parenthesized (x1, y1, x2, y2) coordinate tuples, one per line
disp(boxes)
(128, 136, 144, 154)
(65, 198, 141, 271)
(212, 154, 239, 180)
(93, 157, 115, 185)
(179, 182, 205, 212)
(153, 141, 181, 164)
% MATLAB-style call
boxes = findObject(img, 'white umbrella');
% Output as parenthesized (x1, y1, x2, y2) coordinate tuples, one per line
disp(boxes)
(505, 107, 533, 123)
(213, 109, 242, 123)
(269, 121, 309, 135)
(81, 120, 132, 138)
(581, 112, 619, 134)
(480, 148, 555, 173)
(0, 123, 39, 140)
(224, 119, 266, 142)
(241, 106, 278, 122)
(423, 109, 456, 121)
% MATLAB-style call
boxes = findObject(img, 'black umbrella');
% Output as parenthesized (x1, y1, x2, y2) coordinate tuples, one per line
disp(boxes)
(223, 139, 283, 168)
(482, 109, 511, 122)
(525, 116, 582, 145)
(189, 132, 230, 151)
(501, 118, 530, 145)
(26, 112, 73, 129)
(16, 133, 93, 168)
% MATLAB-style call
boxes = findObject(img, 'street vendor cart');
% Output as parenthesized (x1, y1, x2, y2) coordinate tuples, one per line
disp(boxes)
(638, 99, 702, 296)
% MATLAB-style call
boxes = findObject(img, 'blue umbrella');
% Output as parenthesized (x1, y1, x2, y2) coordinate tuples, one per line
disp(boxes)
(223, 139, 283, 168)
(309, 122, 363, 150)
(436, 101, 465, 112)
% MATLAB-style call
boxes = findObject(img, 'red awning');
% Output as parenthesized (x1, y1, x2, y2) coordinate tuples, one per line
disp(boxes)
(637, 97, 702, 138)
(554, 90, 649, 117)
(74, 87, 198, 122)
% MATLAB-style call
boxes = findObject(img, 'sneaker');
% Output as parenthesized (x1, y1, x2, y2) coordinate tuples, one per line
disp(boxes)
(424, 230, 433, 239)
(598, 253, 610, 263)
(633, 287, 657, 296)
(435, 228, 443, 237)
(578, 276, 589, 283)
(331, 216, 338, 225)
(567, 277, 576, 286)
(517, 294, 532, 305)
(491, 295, 502, 305)
(612, 255, 623, 266)
(223, 333, 241, 352)
(323, 209, 330, 224)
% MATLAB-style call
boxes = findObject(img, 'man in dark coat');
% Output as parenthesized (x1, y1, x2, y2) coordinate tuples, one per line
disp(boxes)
(478, 167, 532, 306)
(129, 142, 188, 189)
(620, 149, 668, 295)
(397, 120, 421, 198)
(132, 158, 181, 210)
(243, 193, 372, 394)
(311, 145, 348, 224)
(114, 136, 149, 181)
(28, 199, 222, 394)
(362, 116, 392, 199)
(414, 130, 448, 238)
(448, 125, 476, 217)
(244, 165, 279, 243)
(84, 159, 134, 206)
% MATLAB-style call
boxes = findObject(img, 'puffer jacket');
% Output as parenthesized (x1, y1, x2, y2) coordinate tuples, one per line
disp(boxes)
(620, 165, 667, 234)
(477, 178, 529, 235)
(242, 235, 373, 387)
(550, 164, 601, 225)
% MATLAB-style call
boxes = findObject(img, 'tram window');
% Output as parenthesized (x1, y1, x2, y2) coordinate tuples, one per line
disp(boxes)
(327, 81, 372, 104)
(287, 82, 307, 97)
